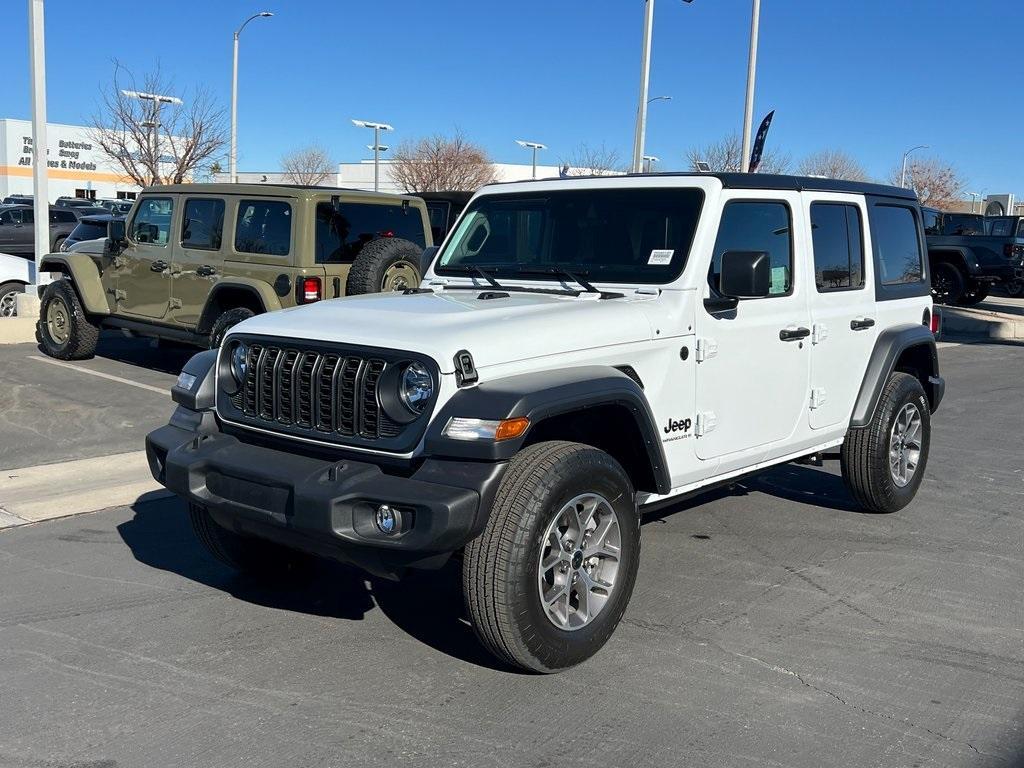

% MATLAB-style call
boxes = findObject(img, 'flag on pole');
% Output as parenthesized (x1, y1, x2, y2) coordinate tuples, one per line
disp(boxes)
(748, 110, 775, 173)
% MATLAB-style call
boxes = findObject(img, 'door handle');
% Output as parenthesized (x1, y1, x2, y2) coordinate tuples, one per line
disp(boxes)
(150, 260, 168, 272)
(850, 317, 876, 331)
(779, 327, 811, 342)
(196, 264, 218, 277)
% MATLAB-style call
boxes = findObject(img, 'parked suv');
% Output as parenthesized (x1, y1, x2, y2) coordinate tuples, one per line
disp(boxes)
(0, 205, 78, 255)
(147, 173, 944, 673)
(35, 184, 431, 359)
(923, 207, 1024, 303)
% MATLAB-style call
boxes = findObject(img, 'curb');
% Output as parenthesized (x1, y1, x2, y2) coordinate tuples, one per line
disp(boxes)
(940, 306, 1024, 342)
(0, 317, 38, 345)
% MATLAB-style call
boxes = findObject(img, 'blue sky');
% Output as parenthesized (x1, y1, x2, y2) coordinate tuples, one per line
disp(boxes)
(4, 0, 1022, 194)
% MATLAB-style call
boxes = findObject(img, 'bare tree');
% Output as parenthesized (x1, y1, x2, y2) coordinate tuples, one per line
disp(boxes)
(888, 157, 964, 208)
(797, 149, 868, 181)
(686, 133, 790, 174)
(281, 145, 334, 185)
(559, 143, 625, 176)
(390, 131, 499, 193)
(89, 62, 227, 187)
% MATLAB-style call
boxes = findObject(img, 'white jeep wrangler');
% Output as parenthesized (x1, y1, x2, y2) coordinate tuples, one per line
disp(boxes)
(148, 173, 944, 673)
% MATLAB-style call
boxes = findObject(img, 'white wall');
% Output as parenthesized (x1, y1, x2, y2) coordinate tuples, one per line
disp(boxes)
(0, 118, 142, 201)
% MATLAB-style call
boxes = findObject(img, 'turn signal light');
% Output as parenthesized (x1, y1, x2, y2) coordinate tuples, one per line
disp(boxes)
(298, 276, 322, 304)
(495, 417, 530, 441)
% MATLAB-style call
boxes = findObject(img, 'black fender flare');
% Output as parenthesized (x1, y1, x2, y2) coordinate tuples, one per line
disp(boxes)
(197, 280, 279, 332)
(850, 324, 942, 428)
(424, 366, 671, 494)
(929, 246, 978, 276)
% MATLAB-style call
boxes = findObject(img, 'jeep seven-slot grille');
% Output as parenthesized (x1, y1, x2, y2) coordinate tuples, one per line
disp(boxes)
(229, 343, 400, 440)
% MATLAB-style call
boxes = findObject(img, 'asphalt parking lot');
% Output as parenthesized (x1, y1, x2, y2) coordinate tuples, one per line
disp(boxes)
(0, 335, 1021, 767)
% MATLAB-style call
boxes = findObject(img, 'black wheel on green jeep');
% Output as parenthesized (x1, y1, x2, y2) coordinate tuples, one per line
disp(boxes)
(0, 281, 24, 318)
(840, 372, 931, 514)
(209, 307, 255, 348)
(930, 262, 964, 305)
(463, 441, 641, 673)
(957, 281, 990, 306)
(36, 280, 99, 360)
(188, 503, 309, 577)
(345, 238, 423, 296)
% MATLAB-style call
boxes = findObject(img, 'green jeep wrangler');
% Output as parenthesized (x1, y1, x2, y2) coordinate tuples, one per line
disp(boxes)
(36, 184, 431, 360)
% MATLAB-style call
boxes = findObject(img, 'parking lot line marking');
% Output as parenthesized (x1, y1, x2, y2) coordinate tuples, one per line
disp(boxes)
(27, 355, 169, 396)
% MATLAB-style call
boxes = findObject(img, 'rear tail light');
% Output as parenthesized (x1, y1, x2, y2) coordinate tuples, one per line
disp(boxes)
(928, 308, 941, 336)
(297, 276, 322, 304)
(1003, 243, 1024, 258)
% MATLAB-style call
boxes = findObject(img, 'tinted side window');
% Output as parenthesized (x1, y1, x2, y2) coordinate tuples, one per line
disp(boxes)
(1017, 220, 1024, 239)
(235, 200, 291, 256)
(710, 201, 792, 296)
(873, 205, 923, 285)
(922, 209, 940, 235)
(810, 203, 864, 292)
(426, 202, 450, 243)
(72, 220, 109, 241)
(989, 218, 1014, 237)
(315, 202, 425, 264)
(182, 198, 225, 250)
(131, 197, 174, 245)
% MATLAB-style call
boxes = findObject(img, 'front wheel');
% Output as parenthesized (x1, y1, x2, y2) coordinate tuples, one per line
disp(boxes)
(930, 262, 964, 305)
(462, 441, 640, 673)
(840, 372, 931, 514)
(36, 280, 99, 360)
(1003, 280, 1023, 298)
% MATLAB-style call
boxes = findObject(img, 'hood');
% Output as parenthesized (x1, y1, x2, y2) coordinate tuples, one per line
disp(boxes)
(231, 289, 656, 372)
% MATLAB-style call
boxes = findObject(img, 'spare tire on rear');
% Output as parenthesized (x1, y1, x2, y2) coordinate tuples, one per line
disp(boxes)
(345, 238, 423, 296)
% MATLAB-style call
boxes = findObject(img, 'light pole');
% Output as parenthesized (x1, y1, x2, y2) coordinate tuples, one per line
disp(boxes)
(231, 11, 273, 184)
(352, 120, 393, 192)
(631, 2, 692, 173)
(739, 0, 761, 172)
(966, 191, 980, 214)
(516, 140, 546, 179)
(643, 155, 659, 173)
(899, 144, 928, 188)
(28, 0, 48, 285)
(122, 90, 183, 184)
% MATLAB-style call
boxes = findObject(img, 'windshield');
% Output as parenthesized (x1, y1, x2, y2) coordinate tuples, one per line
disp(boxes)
(435, 188, 704, 284)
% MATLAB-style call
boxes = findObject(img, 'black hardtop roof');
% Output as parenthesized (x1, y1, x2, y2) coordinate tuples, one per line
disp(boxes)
(485, 171, 918, 201)
(416, 190, 474, 203)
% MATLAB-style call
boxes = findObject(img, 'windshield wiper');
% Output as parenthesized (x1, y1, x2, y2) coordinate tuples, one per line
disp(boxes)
(473, 265, 504, 290)
(510, 266, 623, 299)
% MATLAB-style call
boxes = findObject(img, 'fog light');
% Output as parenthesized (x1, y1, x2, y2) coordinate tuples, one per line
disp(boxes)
(375, 504, 399, 535)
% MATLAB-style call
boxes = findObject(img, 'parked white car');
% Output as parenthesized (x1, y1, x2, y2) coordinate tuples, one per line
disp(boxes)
(0, 252, 34, 317)
(148, 173, 944, 673)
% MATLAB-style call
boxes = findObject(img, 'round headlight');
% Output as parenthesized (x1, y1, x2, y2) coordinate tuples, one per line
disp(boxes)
(399, 362, 433, 413)
(230, 342, 249, 383)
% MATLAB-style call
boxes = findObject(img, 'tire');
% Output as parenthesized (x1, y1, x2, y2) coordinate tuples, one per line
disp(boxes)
(188, 503, 308, 577)
(930, 262, 964, 305)
(345, 238, 423, 296)
(463, 441, 641, 673)
(840, 372, 931, 514)
(0, 281, 25, 317)
(52, 236, 66, 252)
(957, 281, 990, 306)
(36, 280, 99, 360)
(1003, 280, 1023, 298)
(209, 307, 255, 348)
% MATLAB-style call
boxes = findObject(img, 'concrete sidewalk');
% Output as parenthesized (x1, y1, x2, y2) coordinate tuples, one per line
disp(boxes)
(941, 297, 1024, 340)
(0, 450, 167, 528)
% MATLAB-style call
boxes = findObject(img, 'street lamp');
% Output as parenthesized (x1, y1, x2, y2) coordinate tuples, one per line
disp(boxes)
(739, 0, 762, 172)
(352, 120, 393, 192)
(516, 140, 546, 179)
(966, 191, 980, 214)
(121, 90, 183, 184)
(643, 155, 660, 173)
(632, 1, 692, 173)
(230, 11, 273, 184)
(900, 144, 928, 188)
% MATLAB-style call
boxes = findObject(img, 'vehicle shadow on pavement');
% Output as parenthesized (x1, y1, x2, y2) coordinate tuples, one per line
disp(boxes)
(118, 492, 511, 672)
(90, 333, 197, 375)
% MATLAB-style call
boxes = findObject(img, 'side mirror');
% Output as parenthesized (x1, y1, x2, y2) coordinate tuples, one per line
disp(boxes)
(419, 245, 439, 278)
(106, 218, 127, 252)
(719, 250, 771, 298)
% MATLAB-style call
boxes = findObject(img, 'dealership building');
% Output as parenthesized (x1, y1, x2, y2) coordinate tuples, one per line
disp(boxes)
(0, 118, 141, 202)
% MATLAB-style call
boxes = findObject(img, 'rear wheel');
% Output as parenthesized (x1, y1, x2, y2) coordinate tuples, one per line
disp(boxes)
(36, 280, 99, 360)
(345, 238, 423, 296)
(463, 441, 640, 673)
(930, 262, 964, 305)
(0, 281, 24, 317)
(188, 503, 308, 577)
(841, 372, 931, 514)
(1003, 280, 1023, 298)
(209, 307, 255, 348)
(958, 281, 990, 306)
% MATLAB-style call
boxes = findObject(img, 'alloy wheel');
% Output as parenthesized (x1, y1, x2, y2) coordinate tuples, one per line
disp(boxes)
(889, 402, 923, 487)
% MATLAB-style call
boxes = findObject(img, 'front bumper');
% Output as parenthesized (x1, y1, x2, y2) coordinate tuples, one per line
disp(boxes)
(975, 263, 1024, 282)
(146, 421, 505, 578)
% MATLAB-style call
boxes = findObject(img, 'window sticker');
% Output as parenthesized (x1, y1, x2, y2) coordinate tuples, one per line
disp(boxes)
(648, 249, 674, 266)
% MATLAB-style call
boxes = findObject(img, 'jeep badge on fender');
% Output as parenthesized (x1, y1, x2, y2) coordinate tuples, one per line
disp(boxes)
(147, 172, 944, 673)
